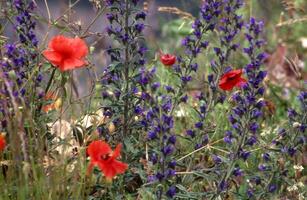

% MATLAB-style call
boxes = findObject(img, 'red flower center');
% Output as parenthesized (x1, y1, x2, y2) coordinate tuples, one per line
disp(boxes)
(100, 154, 111, 161)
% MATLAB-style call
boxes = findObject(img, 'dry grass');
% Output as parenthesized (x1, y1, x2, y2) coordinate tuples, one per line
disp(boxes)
(157, 6, 194, 20)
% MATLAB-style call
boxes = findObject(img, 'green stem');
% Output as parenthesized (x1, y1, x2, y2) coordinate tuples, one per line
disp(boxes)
(122, 0, 130, 157)
(36, 68, 56, 114)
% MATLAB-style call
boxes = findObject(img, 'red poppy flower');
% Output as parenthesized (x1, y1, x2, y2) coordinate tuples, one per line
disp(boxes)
(0, 134, 6, 151)
(160, 53, 176, 66)
(219, 69, 247, 91)
(87, 140, 128, 180)
(42, 35, 88, 71)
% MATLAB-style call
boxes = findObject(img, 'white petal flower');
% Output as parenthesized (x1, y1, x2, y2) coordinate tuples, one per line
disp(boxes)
(300, 37, 307, 48)
(293, 165, 304, 172)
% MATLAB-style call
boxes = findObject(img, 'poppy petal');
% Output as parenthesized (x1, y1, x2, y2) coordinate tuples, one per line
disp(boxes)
(112, 143, 122, 158)
(49, 35, 72, 52)
(42, 50, 62, 65)
(48, 35, 63, 49)
(111, 160, 128, 174)
(0, 135, 6, 151)
(97, 161, 116, 180)
(86, 162, 95, 176)
(219, 76, 228, 85)
(87, 140, 112, 162)
(60, 58, 86, 71)
(219, 82, 234, 91)
(98, 160, 128, 180)
(42, 104, 54, 113)
(227, 69, 242, 78)
(72, 37, 88, 58)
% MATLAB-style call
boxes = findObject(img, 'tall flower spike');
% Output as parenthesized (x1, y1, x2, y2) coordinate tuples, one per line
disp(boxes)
(0, 0, 39, 127)
(215, 17, 267, 196)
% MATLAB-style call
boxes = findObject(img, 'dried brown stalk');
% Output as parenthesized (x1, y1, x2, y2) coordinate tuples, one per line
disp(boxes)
(276, 16, 307, 27)
(157, 6, 194, 20)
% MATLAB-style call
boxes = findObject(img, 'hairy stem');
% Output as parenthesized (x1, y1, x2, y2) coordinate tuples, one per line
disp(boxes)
(122, 0, 130, 153)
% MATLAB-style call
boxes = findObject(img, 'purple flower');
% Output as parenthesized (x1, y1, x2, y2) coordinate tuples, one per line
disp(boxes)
(134, 23, 145, 33)
(287, 108, 298, 119)
(249, 122, 259, 133)
(162, 145, 174, 156)
(165, 85, 175, 93)
(180, 95, 188, 103)
(194, 143, 202, 150)
(218, 180, 228, 191)
(252, 176, 261, 185)
(150, 153, 158, 164)
(256, 99, 266, 108)
(138, 46, 147, 56)
(166, 186, 176, 198)
(212, 154, 222, 164)
(202, 134, 209, 145)
(200, 41, 209, 49)
(147, 130, 157, 140)
(155, 172, 164, 182)
(200, 105, 207, 113)
(134, 106, 143, 114)
(105, 0, 115, 6)
(181, 76, 192, 83)
(258, 164, 267, 171)
(151, 82, 161, 91)
(287, 147, 296, 157)
(224, 135, 232, 144)
(162, 99, 172, 112)
(268, 184, 277, 193)
(195, 121, 203, 129)
(251, 109, 262, 119)
(147, 175, 156, 183)
(106, 13, 115, 22)
(233, 167, 243, 177)
(135, 11, 146, 20)
(208, 74, 214, 84)
(262, 153, 270, 161)
(168, 135, 176, 144)
(165, 169, 176, 178)
(131, 0, 140, 6)
(168, 160, 176, 168)
(239, 150, 251, 161)
(246, 135, 257, 146)
(224, 130, 233, 144)
(247, 189, 254, 198)
(186, 129, 195, 138)
(181, 37, 190, 47)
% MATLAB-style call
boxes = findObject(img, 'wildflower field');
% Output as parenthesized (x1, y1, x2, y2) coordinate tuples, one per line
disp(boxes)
(0, 0, 306, 199)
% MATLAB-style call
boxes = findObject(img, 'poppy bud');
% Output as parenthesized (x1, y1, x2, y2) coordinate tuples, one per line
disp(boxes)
(160, 53, 176, 66)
